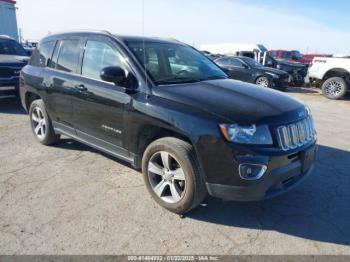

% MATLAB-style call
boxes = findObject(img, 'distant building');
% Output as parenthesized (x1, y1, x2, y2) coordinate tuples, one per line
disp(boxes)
(0, 0, 19, 41)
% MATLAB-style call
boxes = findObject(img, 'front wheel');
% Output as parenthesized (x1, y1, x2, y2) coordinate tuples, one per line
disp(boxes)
(322, 77, 347, 100)
(255, 76, 270, 87)
(142, 137, 207, 214)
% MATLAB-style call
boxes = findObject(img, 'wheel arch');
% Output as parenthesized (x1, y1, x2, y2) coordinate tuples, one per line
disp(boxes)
(24, 91, 41, 112)
(323, 68, 350, 82)
(134, 125, 192, 169)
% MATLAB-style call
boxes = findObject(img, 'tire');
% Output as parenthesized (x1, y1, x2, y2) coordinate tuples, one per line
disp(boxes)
(322, 77, 347, 100)
(142, 137, 207, 214)
(255, 76, 270, 87)
(29, 99, 60, 145)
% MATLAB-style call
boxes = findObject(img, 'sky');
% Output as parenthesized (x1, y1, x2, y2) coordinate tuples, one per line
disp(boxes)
(15, 0, 350, 54)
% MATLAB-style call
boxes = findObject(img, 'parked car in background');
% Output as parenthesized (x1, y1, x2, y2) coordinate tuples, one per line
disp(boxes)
(0, 35, 29, 98)
(268, 50, 331, 65)
(200, 50, 224, 61)
(215, 56, 290, 88)
(200, 43, 268, 56)
(301, 54, 332, 64)
(308, 57, 350, 99)
(22, 40, 39, 55)
(269, 50, 304, 63)
(20, 31, 316, 214)
(238, 51, 307, 86)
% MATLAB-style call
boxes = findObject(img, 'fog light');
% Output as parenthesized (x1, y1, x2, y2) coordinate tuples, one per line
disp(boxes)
(239, 163, 267, 180)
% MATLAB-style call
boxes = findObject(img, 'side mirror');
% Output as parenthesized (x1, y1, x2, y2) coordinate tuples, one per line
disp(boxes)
(100, 66, 126, 86)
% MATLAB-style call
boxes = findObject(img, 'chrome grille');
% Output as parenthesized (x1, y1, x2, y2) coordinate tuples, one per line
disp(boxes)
(277, 116, 316, 151)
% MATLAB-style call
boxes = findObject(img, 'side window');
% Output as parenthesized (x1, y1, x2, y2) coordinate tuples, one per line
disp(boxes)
(229, 58, 244, 67)
(49, 40, 61, 69)
(39, 41, 56, 67)
(81, 40, 125, 81)
(270, 51, 277, 58)
(56, 39, 81, 72)
(216, 58, 229, 66)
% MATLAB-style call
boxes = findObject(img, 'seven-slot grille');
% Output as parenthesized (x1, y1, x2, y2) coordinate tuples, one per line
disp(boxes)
(277, 116, 315, 151)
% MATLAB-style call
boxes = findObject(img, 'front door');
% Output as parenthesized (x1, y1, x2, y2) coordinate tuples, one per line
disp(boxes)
(71, 36, 134, 159)
(226, 58, 252, 82)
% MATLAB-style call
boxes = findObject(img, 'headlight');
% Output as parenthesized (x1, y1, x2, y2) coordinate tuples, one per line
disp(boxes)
(219, 124, 273, 144)
(265, 72, 279, 78)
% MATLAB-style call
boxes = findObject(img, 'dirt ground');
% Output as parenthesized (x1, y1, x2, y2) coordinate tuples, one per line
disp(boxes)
(0, 87, 349, 255)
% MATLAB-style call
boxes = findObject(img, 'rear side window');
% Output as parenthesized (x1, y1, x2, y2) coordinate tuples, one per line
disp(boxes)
(30, 41, 56, 67)
(55, 39, 81, 73)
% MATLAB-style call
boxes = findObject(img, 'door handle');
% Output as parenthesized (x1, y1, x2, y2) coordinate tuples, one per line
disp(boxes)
(75, 84, 87, 92)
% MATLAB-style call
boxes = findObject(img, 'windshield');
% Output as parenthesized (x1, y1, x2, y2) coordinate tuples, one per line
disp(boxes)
(241, 57, 263, 68)
(0, 39, 27, 56)
(125, 41, 227, 85)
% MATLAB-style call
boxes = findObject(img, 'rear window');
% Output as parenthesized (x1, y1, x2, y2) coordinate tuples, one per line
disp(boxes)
(0, 38, 27, 56)
(30, 40, 56, 67)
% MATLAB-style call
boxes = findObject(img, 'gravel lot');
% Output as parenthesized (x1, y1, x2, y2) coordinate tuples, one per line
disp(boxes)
(0, 88, 349, 255)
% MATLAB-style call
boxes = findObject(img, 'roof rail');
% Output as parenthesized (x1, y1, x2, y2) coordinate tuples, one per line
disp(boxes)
(0, 35, 13, 39)
(46, 29, 112, 36)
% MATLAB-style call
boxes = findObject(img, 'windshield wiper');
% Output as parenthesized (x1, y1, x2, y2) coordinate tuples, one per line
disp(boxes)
(199, 75, 228, 81)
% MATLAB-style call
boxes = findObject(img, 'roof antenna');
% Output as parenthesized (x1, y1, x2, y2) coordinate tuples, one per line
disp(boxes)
(142, 0, 148, 88)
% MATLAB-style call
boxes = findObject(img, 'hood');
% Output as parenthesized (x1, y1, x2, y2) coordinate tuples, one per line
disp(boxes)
(153, 79, 306, 125)
(0, 55, 29, 65)
(260, 66, 288, 75)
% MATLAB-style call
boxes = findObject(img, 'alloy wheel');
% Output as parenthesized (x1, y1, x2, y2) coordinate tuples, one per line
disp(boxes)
(256, 77, 269, 87)
(31, 107, 46, 140)
(147, 151, 186, 203)
(325, 80, 343, 97)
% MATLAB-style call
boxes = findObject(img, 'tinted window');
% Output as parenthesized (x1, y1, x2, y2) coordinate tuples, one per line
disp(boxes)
(270, 51, 278, 58)
(216, 58, 230, 66)
(81, 40, 125, 81)
(56, 39, 80, 72)
(0, 39, 27, 56)
(240, 57, 262, 68)
(282, 52, 291, 59)
(30, 41, 56, 67)
(50, 41, 61, 69)
(229, 58, 244, 67)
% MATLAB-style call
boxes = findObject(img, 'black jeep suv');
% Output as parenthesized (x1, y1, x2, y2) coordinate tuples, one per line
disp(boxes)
(0, 35, 29, 98)
(20, 31, 317, 214)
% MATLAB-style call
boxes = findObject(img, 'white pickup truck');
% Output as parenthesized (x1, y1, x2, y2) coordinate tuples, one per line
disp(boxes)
(308, 57, 350, 99)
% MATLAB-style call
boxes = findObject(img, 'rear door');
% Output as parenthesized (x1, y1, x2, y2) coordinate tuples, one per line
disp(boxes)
(42, 38, 85, 133)
(70, 35, 134, 160)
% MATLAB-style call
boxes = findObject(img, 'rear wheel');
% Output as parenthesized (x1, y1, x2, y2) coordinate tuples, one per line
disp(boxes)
(29, 99, 60, 145)
(142, 137, 207, 214)
(322, 77, 347, 99)
(255, 76, 270, 87)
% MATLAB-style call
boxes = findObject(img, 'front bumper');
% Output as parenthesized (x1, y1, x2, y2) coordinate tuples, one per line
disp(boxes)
(205, 144, 317, 201)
